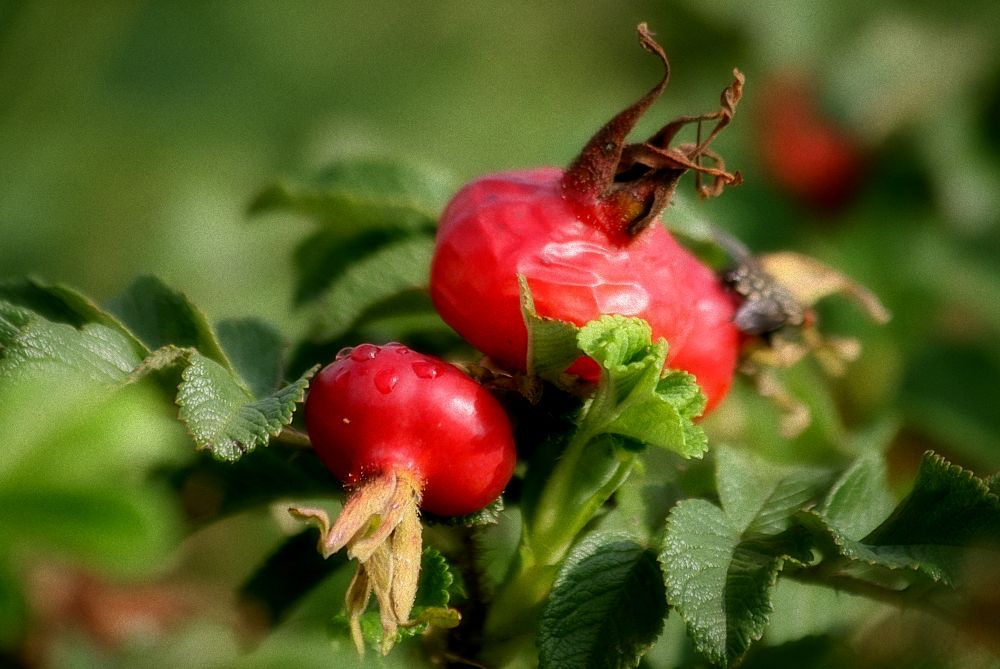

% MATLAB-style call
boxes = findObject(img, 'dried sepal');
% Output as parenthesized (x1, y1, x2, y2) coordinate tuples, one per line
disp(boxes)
(719, 235, 889, 436)
(561, 23, 743, 236)
(288, 468, 424, 656)
(757, 251, 891, 325)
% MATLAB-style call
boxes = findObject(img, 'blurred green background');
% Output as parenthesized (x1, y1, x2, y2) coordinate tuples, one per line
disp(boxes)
(2, 1, 999, 667)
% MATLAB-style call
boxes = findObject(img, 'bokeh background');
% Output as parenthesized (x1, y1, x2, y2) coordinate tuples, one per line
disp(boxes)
(2, 2, 999, 667)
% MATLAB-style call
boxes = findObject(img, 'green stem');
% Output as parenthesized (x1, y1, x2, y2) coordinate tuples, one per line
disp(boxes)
(528, 431, 635, 566)
(274, 426, 312, 448)
(483, 430, 636, 665)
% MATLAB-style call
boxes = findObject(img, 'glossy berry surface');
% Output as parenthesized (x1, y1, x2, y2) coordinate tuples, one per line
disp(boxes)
(305, 343, 516, 516)
(430, 167, 740, 413)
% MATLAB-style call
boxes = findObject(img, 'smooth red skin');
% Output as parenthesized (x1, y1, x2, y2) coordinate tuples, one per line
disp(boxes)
(305, 343, 517, 517)
(430, 167, 740, 413)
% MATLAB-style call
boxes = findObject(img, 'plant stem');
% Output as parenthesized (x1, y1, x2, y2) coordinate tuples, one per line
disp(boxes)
(482, 430, 636, 665)
(528, 431, 634, 566)
(274, 426, 312, 448)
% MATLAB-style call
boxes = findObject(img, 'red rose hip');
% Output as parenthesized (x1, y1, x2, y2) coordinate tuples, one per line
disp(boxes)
(306, 342, 516, 516)
(290, 342, 515, 655)
(430, 25, 743, 413)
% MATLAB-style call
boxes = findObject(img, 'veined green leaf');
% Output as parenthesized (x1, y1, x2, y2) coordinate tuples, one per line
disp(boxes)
(817, 450, 895, 541)
(106, 275, 233, 372)
(176, 352, 315, 462)
(519, 280, 707, 458)
(414, 547, 457, 610)
(661, 500, 811, 667)
(249, 157, 455, 227)
(661, 447, 829, 666)
(215, 317, 286, 398)
(577, 316, 707, 459)
(716, 446, 831, 536)
(0, 276, 146, 354)
(539, 534, 667, 669)
(519, 274, 581, 380)
(312, 236, 435, 341)
(864, 451, 1000, 547)
(800, 451, 1000, 588)
(0, 302, 142, 384)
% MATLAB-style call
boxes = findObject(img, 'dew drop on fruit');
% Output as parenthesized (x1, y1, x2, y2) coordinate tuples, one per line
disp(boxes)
(335, 346, 354, 360)
(350, 343, 380, 361)
(411, 360, 443, 379)
(374, 367, 399, 394)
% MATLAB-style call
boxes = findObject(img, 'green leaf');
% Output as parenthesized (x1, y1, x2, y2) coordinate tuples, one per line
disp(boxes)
(414, 547, 457, 610)
(0, 277, 146, 353)
(176, 352, 315, 461)
(661, 448, 828, 666)
(519, 274, 581, 380)
(817, 451, 895, 541)
(577, 316, 707, 459)
(0, 302, 142, 384)
(290, 227, 422, 306)
(800, 451, 1000, 588)
(864, 451, 1000, 547)
(423, 496, 505, 527)
(106, 275, 233, 371)
(215, 317, 286, 398)
(988, 473, 1000, 497)
(125, 344, 194, 384)
(715, 446, 831, 537)
(312, 236, 436, 341)
(252, 158, 452, 308)
(578, 315, 658, 372)
(661, 499, 810, 667)
(249, 157, 454, 227)
(539, 534, 667, 669)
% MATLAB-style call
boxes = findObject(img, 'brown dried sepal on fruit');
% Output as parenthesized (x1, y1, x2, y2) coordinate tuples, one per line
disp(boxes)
(289, 468, 425, 656)
(562, 22, 744, 237)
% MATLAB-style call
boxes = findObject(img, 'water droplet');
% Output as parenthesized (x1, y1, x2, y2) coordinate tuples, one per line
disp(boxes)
(411, 360, 443, 379)
(350, 343, 380, 362)
(374, 367, 399, 394)
(331, 365, 351, 384)
(335, 346, 354, 360)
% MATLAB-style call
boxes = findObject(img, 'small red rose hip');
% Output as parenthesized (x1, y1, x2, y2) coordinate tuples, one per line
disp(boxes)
(306, 342, 516, 516)
(290, 342, 516, 654)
